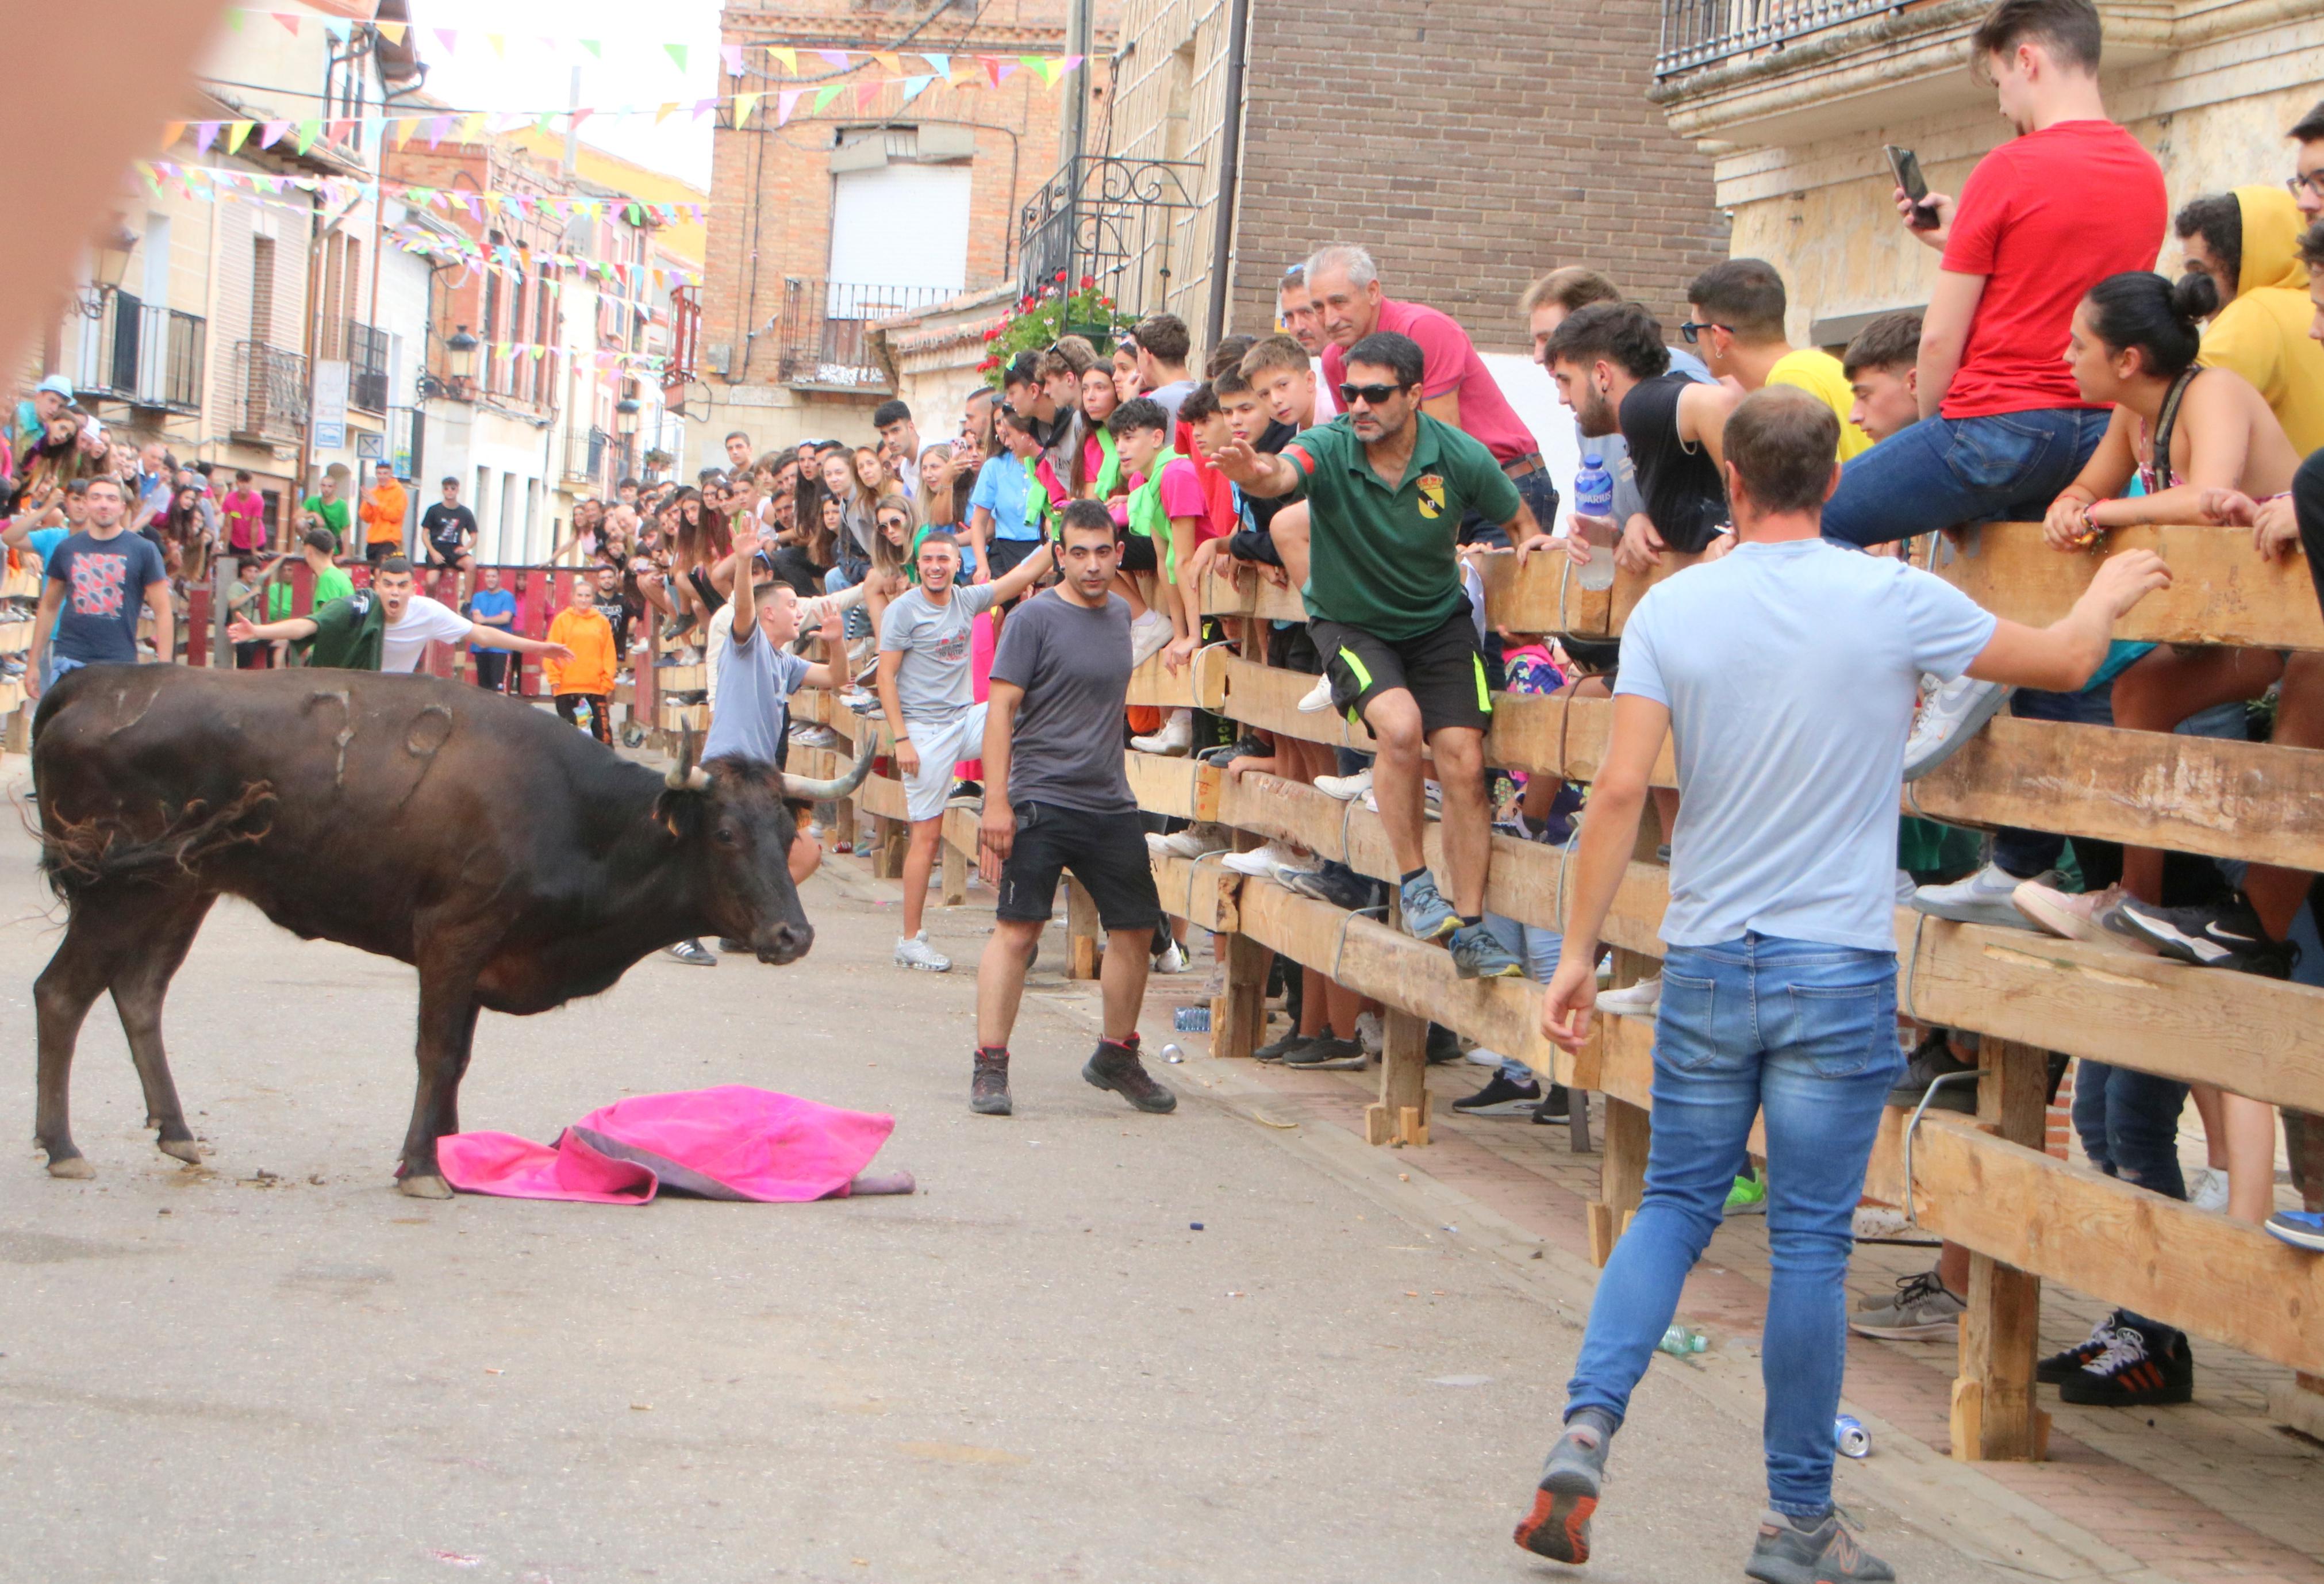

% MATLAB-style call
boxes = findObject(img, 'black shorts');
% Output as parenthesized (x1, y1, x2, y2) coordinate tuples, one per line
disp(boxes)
(1119, 532, 1158, 574)
(986, 537, 1042, 578)
(366, 539, 400, 564)
(427, 539, 473, 567)
(996, 800, 1162, 932)
(1311, 608, 1492, 737)
(1266, 621, 1322, 675)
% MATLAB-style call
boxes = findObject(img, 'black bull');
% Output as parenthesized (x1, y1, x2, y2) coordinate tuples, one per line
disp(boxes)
(27, 665, 872, 1196)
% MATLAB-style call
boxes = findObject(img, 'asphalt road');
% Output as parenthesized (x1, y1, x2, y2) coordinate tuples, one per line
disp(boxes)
(0, 775, 2006, 1584)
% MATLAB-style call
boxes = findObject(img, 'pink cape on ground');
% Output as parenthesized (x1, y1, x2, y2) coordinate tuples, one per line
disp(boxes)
(436, 1086, 896, 1206)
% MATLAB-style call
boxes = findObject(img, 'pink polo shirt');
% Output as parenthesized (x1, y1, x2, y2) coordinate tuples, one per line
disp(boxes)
(1322, 297, 1535, 466)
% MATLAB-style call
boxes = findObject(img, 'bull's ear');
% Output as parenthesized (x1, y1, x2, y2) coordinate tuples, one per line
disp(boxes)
(652, 787, 704, 841)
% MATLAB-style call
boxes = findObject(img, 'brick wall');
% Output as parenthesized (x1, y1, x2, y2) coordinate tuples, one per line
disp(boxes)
(1227, 0, 1729, 354)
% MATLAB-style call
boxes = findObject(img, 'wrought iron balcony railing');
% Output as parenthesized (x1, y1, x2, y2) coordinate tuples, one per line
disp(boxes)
(73, 294, 205, 413)
(777, 279, 952, 390)
(233, 341, 309, 444)
(1655, 0, 1906, 79)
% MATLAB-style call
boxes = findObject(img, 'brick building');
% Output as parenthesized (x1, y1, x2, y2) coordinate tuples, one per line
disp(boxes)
(696, 0, 1115, 452)
(1103, 0, 1730, 355)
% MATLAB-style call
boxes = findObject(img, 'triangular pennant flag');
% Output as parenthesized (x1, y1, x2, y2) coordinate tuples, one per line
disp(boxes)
(481, 194, 504, 215)
(733, 91, 760, 125)
(458, 111, 486, 143)
(873, 52, 902, 74)
(273, 10, 299, 34)
(854, 80, 882, 111)
(900, 75, 932, 105)
(655, 101, 678, 126)
(321, 17, 349, 41)
(811, 83, 842, 114)
(531, 346, 546, 362)
(978, 56, 1004, 88)
(225, 121, 253, 154)
(260, 119, 293, 148)
(1037, 54, 1074, 86)
(295, 119, 319, 154)
(690, 97, 716, 120)
(326, 118, 354, 144)
(461, 193, 484, 221)
(722, 43, 743, 75)
(570, 108, 594, 131)
(663, 43, 688, 72)
(816, 49, 851, 68)
(767, 45, 797, 74)
(195, 121, 220, 153)
(424, 115, 450, 148)
(534, 111, 556, 133)
(485, 33, 506, 57)
(161, 120, 186, 147)
(224, 7, 243, 28)
(433, 29, 457, 53)
(375, 20, 405, 44)
(919, 52, 949, 79)
(391, 117, 418, 148)
(775, 89, 805, 126)
(625, 202, 643, 225)
(579, 38, 601, 58)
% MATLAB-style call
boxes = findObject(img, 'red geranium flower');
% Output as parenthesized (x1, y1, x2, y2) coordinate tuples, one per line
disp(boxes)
(1055, 269, 1067, 281)
(1078, 275, 1094, 289)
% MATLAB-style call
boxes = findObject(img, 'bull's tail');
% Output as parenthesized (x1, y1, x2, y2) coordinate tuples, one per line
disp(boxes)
(37, 783, 278, 901)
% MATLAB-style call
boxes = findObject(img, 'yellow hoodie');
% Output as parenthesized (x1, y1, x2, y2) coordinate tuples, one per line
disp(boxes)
(2199, 185, 2324, 454)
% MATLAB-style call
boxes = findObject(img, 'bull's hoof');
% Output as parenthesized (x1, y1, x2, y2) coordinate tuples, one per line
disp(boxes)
(396, 1173, 454, 1201)
(46, 1156, 95, 1180)
(157, 1137, 203, 1165)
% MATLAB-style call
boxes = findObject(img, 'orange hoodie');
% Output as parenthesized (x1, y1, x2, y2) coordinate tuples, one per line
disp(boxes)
(546, 603, 616, 695)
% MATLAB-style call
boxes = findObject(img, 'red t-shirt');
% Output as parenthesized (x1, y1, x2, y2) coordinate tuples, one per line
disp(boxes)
(1939, 120, 2165, 419)
(1321, 297, 1535, 464)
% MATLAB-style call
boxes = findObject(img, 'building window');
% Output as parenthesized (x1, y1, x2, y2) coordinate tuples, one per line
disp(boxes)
(827, 126, 972, 298)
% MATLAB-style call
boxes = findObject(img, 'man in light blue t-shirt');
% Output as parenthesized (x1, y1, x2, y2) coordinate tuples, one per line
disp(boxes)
(1510, 388, 2170, 1583)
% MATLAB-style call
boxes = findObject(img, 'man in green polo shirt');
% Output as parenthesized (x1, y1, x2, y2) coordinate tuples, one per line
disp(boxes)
(1213, 329, 1551, 979)
(300, 472, 353, 556)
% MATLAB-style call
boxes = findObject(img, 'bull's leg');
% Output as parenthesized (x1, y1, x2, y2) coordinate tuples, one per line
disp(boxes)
(34, 912, 130, 1179)
(396, 969, 481, 1199)
(106, 891, 218, 1165)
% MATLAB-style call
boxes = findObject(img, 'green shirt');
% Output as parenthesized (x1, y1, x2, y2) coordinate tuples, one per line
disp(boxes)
(293, 591, 387, 670)
(267, 564, 353, 622)
(302, 495, 352, 553)
(1282, 413, 1519, 640)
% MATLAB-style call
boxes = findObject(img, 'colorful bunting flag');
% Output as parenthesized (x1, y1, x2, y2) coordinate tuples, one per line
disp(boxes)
(664, 43, 688, 72)
(722, 43, 744, 75)
(226, 121, 253, 155)
(768, 46, 798, 74)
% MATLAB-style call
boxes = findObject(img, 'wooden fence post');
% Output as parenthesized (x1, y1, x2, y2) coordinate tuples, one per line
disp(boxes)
(1066, 876, 1102, 980)
(1211, 933, 1270, 1059)
(1587, 947, 1658, 1265)
(1952, 1038, 2050, 1462)
(940, 842, 968, 907)
(1366, 1008, 1431, 1146)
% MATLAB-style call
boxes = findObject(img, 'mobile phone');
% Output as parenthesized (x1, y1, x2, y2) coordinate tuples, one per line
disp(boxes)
(1884, 144, 1940, 230)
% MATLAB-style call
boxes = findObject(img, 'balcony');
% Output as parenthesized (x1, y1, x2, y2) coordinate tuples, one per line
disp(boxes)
(1016, 155, 1203, 322)
(563, 425, 621, 493)
(777, 279, 952, 391)
(72, 294, 205, 414)
(233, 342, 309, 446)
(1647, 0, 2173, 147)
(347, 320, 390, 413)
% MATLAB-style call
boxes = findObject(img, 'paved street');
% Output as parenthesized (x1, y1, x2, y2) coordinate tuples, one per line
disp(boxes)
(0, 769, 2006, 1584)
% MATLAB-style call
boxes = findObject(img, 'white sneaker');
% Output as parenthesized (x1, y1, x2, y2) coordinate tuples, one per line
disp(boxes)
(790, 723, 842, 749)
(1130, 710, 1193, 756)
(1914, 862, 2051, 930)
(1354, 1010, 1384, 1056)
(1147, 823, 1231, 860)
(1221, 839, 1310, 879)
(1316, 766, 1372, 801)
(1296, 674, 1335, 713)
(1153, 940, 1189, 974)
(1597, 972, 1662, 1016)
(2187, 1165, 2230, 1214)
(1130, 609, 1173, 669)
(1904, 674, 2013, 780)
(1363, 780, 1442, 820)
(894, 932, 951, 972)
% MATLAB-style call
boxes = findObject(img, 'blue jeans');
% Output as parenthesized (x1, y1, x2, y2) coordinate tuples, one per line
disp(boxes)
(1820, 408, 2112, 548)
(1457, 466, 1558, 550)
(1484, 912, 1562, 1084)
(1565, 933, 1903, 1521)
(2071, 1060, 2188, 1200)
(825, 561, 872, 641)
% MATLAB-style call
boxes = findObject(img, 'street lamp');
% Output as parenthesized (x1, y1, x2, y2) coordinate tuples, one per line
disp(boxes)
(614, 395, 641, 436)
(75, 220, 141, 319)
(444, 323, 479, 384)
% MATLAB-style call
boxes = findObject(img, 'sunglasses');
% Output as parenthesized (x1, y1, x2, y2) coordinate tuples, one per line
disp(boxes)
(1336, 381, 1408, 407)
(1677, 320, 1732, 344)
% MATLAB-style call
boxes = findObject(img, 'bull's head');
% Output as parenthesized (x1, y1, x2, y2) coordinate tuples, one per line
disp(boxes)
(656, 726, 877, 965)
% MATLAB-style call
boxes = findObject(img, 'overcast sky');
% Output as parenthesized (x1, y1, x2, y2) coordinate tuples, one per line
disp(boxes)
(406, 0, 725, 187)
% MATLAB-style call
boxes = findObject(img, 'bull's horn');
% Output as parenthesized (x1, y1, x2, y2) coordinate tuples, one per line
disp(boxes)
(784, 734, 877, 802)
(665, 724, 709, 791)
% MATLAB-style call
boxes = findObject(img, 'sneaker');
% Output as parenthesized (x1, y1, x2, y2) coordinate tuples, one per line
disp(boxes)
(1254, 1030, 1315, 1064)
(663, 938, 717, 967)
(2111, 891, 2298, 977)
(2008, 879, 2153, 954)
(970, 1047, 1012, 1116)
(2265, 1209, 2324, 1252)
(1354, 1010, 1384, 1056)
(1465, 1042, 1507, 1068)
(1296, 673, 1335, 713)
(2057, 1317, 2194, 1406)
(1512, 1419, 1609, 1564)
(1745, 1508, 1895, 1584)
(1285, 1034, 1366, 1069)
(1724, 1171, 1767, 1216)
(1849, 1268, 1966, 1341)
(1222, 839, 1311, 879)
(1911, 862, 2054, 930)
(1152, 939, 1189, 974)
(1282, 863, 1379, 911)
(1128, 609, 1173, 669)
(1315, 766, 1373, 801)
(1083, 1037, 1178, 1112)
(1450, 922, 1526, 980)
(1147, 823, 1231, 861)
(1130, 710, 1194, 756)
(894, 932, 952, 973)
(1198, 734, 1269, 766)
(1597, 972, 1662, 1016)
(1453, 1071, 1542, 1115)
(1425, 1022, 1465, 1065)
(843, 689, 879, 716)
(1903, 673, 2013, 781)
(1885, 1029, 1978, 1113)
(2038, 1310, 2124, 1385)
(1362, 780, 1442, 821)
(1531, 1086, 1573, 1124)
(946, 780, 984, 810)
(789, 723, 842, 750)
(2186, 1165, 2230, 1214)
(1398, 871, 1458, 942)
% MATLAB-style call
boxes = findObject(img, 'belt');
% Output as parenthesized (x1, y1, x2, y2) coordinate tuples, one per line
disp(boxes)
(1500, 452, 1546, 480)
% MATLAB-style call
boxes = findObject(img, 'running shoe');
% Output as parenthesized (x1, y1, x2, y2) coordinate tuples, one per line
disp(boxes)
(1129, 609, 1173, 669)
(1512, 1419, 1608, 1564)
(1363, 780, 1442, 820)
(2057, 1317, 2193, 1406)
(894, 932, 951, 973)
(1724, 1171, 1767, 1217)
(1531, 1086, 1573, 1125)
(1426, 1022, 1465, 1064)
(1849, 1269, 1966, 1341)
(2011, 879, 2156, 954)
(1147, 823, 1232, 860)
(1284, 1034, 1366, 1070)
(1597, 972, 1662, 1017)
(2038, 1309, 2124, 1384)
(1453, 1071, 1543, 1115)
(1903, 674, 2012, 781)
(1745, 1508, 1895, 1584)
(1450, 922, 1526, 979)
(1911, 862, 2054, 930)
(1221, 840, 1314, 881)
(1151, 939, 1189, 975)
(1254, 1030, 1315, 1064)
(2110, 891, 2298, 977)
(663, 938, 717, 967)
(1282, 862, 1379, 912)
(1397, 870, 1458, 941)
(946, 780, 984, 810)
(2266, 1210, 2324, 1252)
(1885, 1029, 1978, 1113)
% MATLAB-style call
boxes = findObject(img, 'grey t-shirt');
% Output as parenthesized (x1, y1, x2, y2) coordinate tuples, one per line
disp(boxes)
(1147, 379, 1197, 428)
(703, 620, 812, 765)
(879, 581, 997, 723)
(988, 589, 1135, 815)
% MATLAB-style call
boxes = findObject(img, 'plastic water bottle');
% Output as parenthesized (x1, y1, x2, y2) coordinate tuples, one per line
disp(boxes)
(1835, 1415, 1871, 1459)
(1657, 1324, 1708, 1357)
(1570, 454, 1618, 592)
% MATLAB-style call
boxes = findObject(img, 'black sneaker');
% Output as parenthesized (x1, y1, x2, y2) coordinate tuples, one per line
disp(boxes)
(2057, 1316, 2194, 1406)
(1254, 1030, 1315, 1064)
(1453, 1071, 1542, 1115)
(1425, 1023, 1464, 1065)
(971, 1048, 1012, 1116)
(2111, 891, 2298, 977)
(1744, 1508, 1895, 1583)
(1083, 1037, 1178, 1113)
(947, 780, 984, 809)
(663, 938, 717, 967)
(2038, 1309, 2123, 1384)
(1281, 862, 1379, 912)
(1531, 1085, 1573, 1125)
(1885, 1029, 1976, 1113)
(1198, 735, 1269, 766)
(1285, 1034, 1365, 1070)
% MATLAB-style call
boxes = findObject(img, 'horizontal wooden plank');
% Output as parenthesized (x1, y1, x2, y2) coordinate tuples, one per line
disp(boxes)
(1125, 751, 1216, 822)
(1217, 654, 1376, 750)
